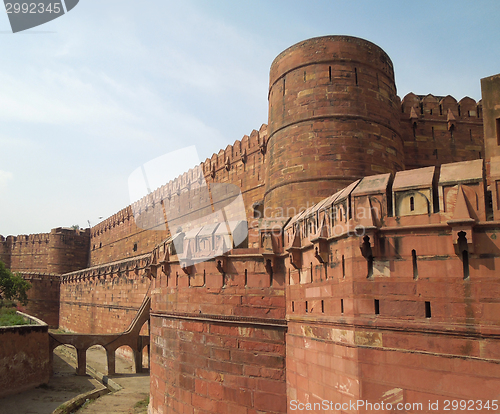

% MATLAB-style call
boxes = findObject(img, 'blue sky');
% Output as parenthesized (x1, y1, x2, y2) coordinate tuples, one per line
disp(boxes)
(0, 0, 499, 236)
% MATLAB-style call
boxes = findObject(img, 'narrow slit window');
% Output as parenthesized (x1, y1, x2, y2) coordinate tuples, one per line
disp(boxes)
(439, 104, 443, 115)
(340, 299, 344, 314)
(354, 67, 358, 85)
(367, 256, 373, 278)
(496, 118, 500, 146)
(425, 301, 431, 318)
(283, 78, 285, 96)
(329, 66, 332, 82)
(303, 71, 306, 82)
(321, 300, 324, 313)
(374, 299, 380, 315)
(412, 249, 418, 280)
(342, 255, 345, 278)
(410, 196, 415, 211)
(244, 269, 248, 287)
(292, 301, 295, 313)
(432, 126, 435, 140)
(462, 250, 470, 279)
(305, 301, 308, 313)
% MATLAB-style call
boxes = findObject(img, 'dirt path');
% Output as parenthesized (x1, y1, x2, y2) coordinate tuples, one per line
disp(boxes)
(0, 346, 150, 414)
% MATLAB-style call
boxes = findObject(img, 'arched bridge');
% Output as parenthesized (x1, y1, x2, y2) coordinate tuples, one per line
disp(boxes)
(49, 296, 150, 375)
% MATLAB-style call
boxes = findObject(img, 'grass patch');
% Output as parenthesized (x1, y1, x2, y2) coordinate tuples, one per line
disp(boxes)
(133, 396, 149, 413)
(0, 307, 29, 326)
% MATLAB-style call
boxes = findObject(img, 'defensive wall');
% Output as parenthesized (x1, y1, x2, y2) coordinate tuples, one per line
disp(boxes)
(2, 35, 499, 413)
(0, 313, 50, 398)
(17, 272, 61, 328)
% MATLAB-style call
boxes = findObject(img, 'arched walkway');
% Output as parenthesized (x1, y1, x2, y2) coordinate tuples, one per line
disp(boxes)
(49, 296, 150, 376)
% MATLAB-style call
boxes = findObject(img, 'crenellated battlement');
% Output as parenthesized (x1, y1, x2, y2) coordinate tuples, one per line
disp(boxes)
(401, 93, 483, 119)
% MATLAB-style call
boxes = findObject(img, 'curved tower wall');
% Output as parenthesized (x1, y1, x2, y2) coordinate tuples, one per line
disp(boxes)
(265, 36, 404, 213)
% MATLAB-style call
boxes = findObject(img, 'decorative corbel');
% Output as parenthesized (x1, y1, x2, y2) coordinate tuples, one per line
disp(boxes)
(311, 217, 329, 264)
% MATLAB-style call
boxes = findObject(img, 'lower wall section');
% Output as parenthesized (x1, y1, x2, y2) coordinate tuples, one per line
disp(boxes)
(150, 314, 287, 414)
(59, 274, 151, 334)
(287, 320, 500, 414)
(0, 314, 50, 398)
(20, 273, 61, 328)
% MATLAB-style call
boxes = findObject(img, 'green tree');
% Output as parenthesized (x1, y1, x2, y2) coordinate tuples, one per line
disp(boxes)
(0, 261, 31, 306)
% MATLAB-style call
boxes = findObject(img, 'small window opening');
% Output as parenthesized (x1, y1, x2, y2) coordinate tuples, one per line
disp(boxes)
(305, 301, 308, 313)
(340, 299, 344, 314)
(342, 255, 345, 278)
(291, 301, 295, 312)
(412, 249, 418, 280)
(496, 118, 500, 146)
(367, 256, 374, 278)
(310, 262, 313, 281)
(439, 104, 443, 115)
(374, 299, 380, 315)
(420, 102, 424, 115)
(462, 250, 470, 279)
(432, 126, 435, 140)
(99, 242, 102, 248)
(133, 243, 138, 252)
(303, 71, 306, 82)
(425, 301, 431, 318)
(321, 300, 324, 313)
(329, 66, 332, 82)
(430, 109, 433, 115)
(354, 67, 358, 85)
(458, 105, 461, 116)
(244, 269, 248, 287)
(479, 152, 482, 159)
(410, 196, 415, 212)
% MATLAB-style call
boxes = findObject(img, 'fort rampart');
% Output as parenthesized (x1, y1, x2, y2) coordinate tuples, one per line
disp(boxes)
(2, 35, 500, 414)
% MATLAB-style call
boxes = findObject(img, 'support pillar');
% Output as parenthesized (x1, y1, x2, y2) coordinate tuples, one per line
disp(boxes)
(106, 348, 116, 376)
(76, 348, 87, 376)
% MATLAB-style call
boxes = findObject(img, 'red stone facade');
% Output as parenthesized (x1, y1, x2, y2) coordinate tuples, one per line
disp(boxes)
(4, 35, 500, 413)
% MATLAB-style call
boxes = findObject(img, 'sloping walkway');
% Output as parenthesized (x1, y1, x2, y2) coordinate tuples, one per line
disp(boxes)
(66, 346, 150, 414)
(0, 346, 149, 414)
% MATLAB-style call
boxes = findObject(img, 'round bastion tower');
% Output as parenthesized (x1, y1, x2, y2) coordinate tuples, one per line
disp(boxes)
(264, 35, 404, 213)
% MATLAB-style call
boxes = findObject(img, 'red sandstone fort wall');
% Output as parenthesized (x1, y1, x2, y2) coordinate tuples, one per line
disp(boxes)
(59, 257, 151, 334)
(89, 126, 268, 267)
(0, 317, 50, 399)
(17, 273, 61, 328)
(400, 93, 484, 170)
(149, 251, 287, 414)
(0, 228, 89, 275)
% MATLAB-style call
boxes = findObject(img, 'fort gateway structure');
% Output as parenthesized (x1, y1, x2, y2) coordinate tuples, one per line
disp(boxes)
(2, 36, 500, 413)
